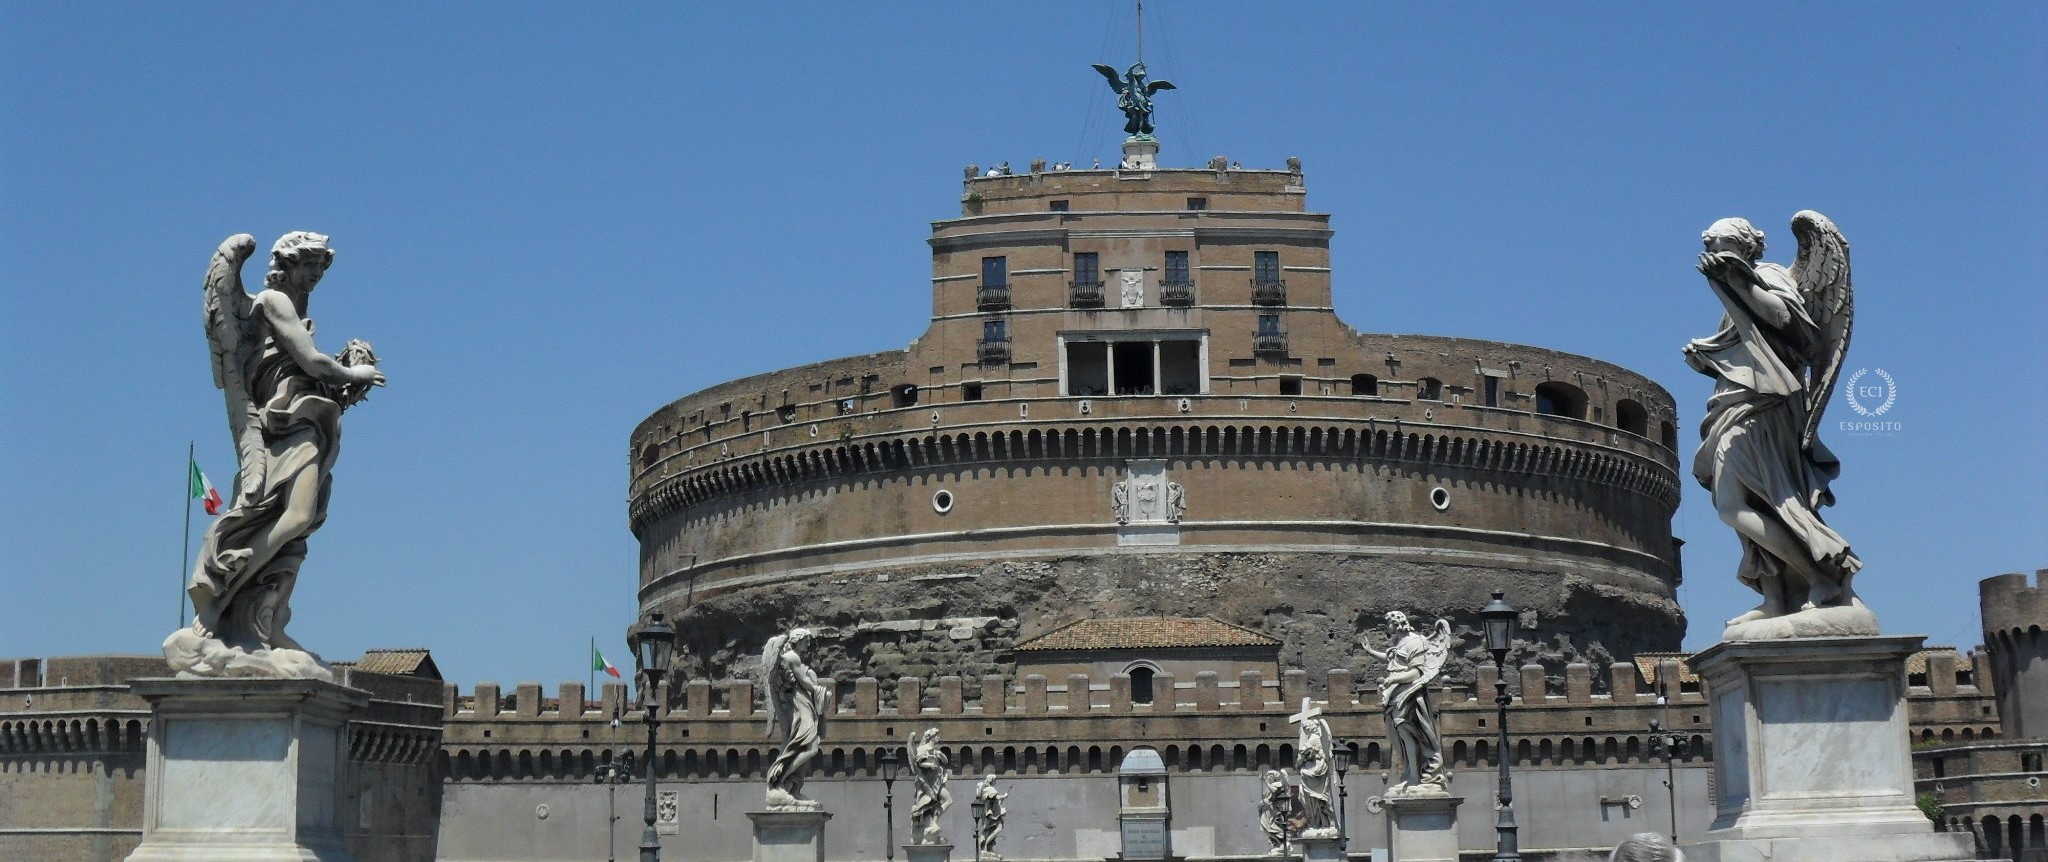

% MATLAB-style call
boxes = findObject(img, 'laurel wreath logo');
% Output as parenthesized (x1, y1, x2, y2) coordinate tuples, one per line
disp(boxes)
(1844, 368, 1897, 417)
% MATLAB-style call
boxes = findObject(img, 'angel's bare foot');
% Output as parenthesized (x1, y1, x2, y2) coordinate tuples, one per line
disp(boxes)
(1727, 595, 1787, 627)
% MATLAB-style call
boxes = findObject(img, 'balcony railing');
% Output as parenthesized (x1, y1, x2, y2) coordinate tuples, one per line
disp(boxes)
(1069, 280, 1106, 308)
(1251, 278, 1288, 305)
(977, 337, 1012, 365)
(1253, 329, 1289, 356)
(1159, 280, 1196, 306)
(976, 285, 1012, 311)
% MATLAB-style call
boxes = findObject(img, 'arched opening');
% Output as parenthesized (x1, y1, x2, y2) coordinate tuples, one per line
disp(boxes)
(1350, 374, 1379, 396)
(1616, 399, 1649, 436)
(1660, 420, 1678, 450)
(1129, 666, 1156, 705)
(1535, 381, 1588, 419)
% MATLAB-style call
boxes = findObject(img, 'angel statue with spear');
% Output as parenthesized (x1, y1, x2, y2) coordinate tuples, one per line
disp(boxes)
(165, 232, 384, 681)
(1684, 211, 1864, 641)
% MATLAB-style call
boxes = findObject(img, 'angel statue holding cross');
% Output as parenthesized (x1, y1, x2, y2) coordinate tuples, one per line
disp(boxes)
(1288, 697, 1337, 838)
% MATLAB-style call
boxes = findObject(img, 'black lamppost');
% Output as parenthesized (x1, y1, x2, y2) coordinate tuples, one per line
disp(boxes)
(971, 797, 987, 862)
(1333, 741, 1353, 853)
(1648, 717, 1688, 845)
(880, 746, 902, 862)
(1480, 591, 1522, 862)
(630, 612, 675, 862)
(593, 750, 636, 862)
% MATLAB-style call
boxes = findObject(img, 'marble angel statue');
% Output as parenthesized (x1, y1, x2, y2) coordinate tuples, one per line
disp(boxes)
(1683, 212, 1862, 640)
(164, 232, 384, 681)
(973, 773, 1008, 859)
(1362, 611, 1452, 794)
(1256, 768, 1291, 854)
(763, 627, 829, 808)
(910, 727, 954, 844)
(1291, 699, 1337, 837)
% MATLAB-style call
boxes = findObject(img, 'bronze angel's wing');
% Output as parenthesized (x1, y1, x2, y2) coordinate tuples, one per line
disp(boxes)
(1091, 63, 1125, 91)
(203, 234, 262, 486)
(1145, 79, 1177, 95)
(1417, 620, 1453, 686)
(1789, 211, 1852, 452)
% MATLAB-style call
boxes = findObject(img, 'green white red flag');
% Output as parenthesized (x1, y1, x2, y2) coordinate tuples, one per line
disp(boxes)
(188, 457, 222, 516)
(593, 647, 622, 679)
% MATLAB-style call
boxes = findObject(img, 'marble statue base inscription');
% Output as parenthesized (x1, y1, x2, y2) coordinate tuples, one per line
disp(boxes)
(1383, 793, 1460, 862)
(1679, 636, 1973, 862)
(748, 810, 830, 862)
(903, 842, 953, 862)
(125, 677, 367, 862)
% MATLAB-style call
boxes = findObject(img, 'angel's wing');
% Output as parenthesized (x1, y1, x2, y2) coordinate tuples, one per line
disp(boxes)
(1789, 211, 1852, 452)
(1146, 79, 1177, 95)
(203, 235, 262, 483)
(1091, 63, 1125, 92)
(760, 634, 787, 738)
(1416, 620, 1453, 685)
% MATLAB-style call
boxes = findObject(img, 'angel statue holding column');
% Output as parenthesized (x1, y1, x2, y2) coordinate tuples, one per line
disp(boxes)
(1684, 212, 1863, 641)
(1362, 611, 1451, 795)
(165, 232, 384, 681)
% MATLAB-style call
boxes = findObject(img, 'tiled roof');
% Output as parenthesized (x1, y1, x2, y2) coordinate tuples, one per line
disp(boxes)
(1015, 617, 1280, 652)
(351, 648, 440, 680)
(1632, 652, 1698, 686)
(1907, 647, 1961, 676)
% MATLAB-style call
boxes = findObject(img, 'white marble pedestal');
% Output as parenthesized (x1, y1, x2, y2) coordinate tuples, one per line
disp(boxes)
(1120, 137, 1159, 171)
(903, 841, 953, 862)
(1679, 636, 1973, 862)
(1382, 793, 1460, 862)
(748, 809, 830, 862)
(124, 677, 366, 862)
(1295, 830, 1344, 862)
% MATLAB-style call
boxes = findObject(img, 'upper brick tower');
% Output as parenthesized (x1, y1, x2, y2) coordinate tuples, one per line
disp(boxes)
(1980, 570, 2048, 739)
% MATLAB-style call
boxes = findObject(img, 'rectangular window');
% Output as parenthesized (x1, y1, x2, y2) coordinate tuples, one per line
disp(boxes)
(1073, 252, 1099, 285)
(1048, 200, 1069, 212)
(982, 256, 1007, 287)
(1278, 376, 1302, 396)
(983, 318, 1007, 341)
(1186, 197, 1207, 211)
(1484, 376, 1501, 407)
(1254, 251, 1280, 283)
(1257, 314, 1281, 336)
(1066, 342, 1108, 396)
(1164, 251, 1189, 283)
(962, 383, 984, 402)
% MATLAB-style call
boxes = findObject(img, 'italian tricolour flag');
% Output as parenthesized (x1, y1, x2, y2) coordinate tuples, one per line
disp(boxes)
(189, 458, 223, 516)
(593, 647, 622, 679)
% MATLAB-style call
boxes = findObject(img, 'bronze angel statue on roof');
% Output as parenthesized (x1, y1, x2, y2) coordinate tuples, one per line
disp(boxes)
(1683, 211, 1863, 641)
(1092, 61, 1176, 138)
(164, 232, 384, 681)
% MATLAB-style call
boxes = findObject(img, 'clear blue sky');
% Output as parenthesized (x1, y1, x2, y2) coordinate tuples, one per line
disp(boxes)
(3, 4, 2041, 689)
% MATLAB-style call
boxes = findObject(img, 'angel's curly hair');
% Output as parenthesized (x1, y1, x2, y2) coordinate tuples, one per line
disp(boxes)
(264, 231, 334, 290)
(1702, 218, 1765, 262)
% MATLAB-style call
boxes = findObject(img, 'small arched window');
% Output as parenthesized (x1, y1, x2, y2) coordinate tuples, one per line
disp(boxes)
(1350, 374, 1379, 396)
(1129, 665, 1156, 705)
(1416, 377, 1442, 401)
(1616, 399, 1649, 436)
(1660, 420, 1678, 451)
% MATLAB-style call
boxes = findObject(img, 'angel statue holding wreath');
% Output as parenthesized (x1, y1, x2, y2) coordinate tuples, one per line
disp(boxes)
(164, 232, 384, 681)
(1683, 211, 1862, 641)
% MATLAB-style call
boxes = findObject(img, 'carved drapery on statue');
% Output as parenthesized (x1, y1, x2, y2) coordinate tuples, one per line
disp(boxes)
(762, 627, 828, 809)
(910, 727, 953, 844)
(1363, 612, 1451, 795)
(1289, 698, 1337, 838)
(974, 773, 1008, 859)
(1684, 211, 1865, 641)
(165, 232, 384, 681)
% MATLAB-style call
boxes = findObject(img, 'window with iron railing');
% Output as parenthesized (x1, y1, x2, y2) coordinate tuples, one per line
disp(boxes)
(1251, 251, 1285, 304)
(1161, 251, 1193, 306)
(1069, 252, 1105, 308)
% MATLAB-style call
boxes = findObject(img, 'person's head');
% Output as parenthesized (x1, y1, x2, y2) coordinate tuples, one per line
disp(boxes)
(265, 231, 333, 293)
(1384, 610, 1413, 636)
(786, 627, 814, 654)
(1701, 218, 1765, 262)
(981, 772, 997, 787)
(1609, 832, 1682, 862)
(924, 727, 940, 742)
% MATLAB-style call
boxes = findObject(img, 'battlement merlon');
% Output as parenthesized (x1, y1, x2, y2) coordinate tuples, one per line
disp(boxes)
(1980, 569, 2048, 638)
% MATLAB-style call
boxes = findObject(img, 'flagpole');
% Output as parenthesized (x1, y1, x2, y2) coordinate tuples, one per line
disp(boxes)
(590, 636, 596, 696)
(181, 441, 194, 630)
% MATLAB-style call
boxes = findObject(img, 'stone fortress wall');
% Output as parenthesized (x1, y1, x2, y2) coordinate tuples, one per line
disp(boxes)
(1914, 569, 2048, 857)
(628, 161, 1688, 683)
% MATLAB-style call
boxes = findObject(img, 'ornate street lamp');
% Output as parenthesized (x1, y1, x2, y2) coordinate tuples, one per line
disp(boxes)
(1480, 591, 1522, 862)
(971, 797, 988, 862)
(630, 612, 676, 862)
(1333, 740, 1353, 852)
(880, 746, 902, 862)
